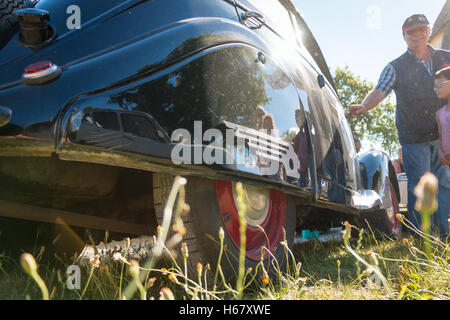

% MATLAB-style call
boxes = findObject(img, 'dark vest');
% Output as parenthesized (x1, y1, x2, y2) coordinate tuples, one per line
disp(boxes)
(390, 48, 450, 144)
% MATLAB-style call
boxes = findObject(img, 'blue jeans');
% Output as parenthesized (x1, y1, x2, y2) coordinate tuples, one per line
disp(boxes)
(402, 140, 450, 237)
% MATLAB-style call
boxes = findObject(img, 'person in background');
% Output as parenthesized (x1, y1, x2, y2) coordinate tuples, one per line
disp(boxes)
(348, 14, 450, 239)
(434, 66, 450, 167)
(393, 147, 405, 173)
(354, 138, 361, 153)
(293, 109, 310, 187)
(257, 114, 284, 181)
(255, 106, 267, 130)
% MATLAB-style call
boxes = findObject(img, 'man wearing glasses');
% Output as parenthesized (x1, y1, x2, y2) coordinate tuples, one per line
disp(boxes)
(348, 14, 450, 239)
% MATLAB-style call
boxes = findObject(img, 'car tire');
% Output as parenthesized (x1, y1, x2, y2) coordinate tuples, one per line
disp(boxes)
(0, 0, 33, 50)
(152, 172, 296, 280)
(356, 182, 402, 239)
(152, 172, 203, 273)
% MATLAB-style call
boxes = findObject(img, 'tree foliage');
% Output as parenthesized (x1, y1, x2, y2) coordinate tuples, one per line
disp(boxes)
(334, 66, 399, 156)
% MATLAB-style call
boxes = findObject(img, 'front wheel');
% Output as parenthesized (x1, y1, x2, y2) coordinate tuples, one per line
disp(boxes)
(152, 173, 296, 280)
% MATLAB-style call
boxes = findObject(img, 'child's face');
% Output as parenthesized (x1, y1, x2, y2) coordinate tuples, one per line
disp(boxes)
(434, 76, 450, 100)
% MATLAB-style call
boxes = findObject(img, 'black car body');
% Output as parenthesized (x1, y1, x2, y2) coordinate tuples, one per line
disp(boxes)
(0, 0, 401, 270)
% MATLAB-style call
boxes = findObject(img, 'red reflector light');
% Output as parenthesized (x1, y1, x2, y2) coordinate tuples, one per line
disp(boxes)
(22, 60, 61, 85)
(24, 61, 53, 74)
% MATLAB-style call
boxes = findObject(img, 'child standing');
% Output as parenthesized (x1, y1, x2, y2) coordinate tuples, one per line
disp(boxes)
(434, 66, 450, 167)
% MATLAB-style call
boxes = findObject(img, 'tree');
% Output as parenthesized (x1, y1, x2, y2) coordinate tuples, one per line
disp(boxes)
(334, 66, 399, 156)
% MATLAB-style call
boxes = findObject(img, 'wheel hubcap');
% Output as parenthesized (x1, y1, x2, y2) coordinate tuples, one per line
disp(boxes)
(232, 183, 270, 227)
(216, 180, 286, 261)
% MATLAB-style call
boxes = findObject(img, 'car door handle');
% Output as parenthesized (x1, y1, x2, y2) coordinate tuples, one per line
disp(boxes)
(241, 11, 265, 29)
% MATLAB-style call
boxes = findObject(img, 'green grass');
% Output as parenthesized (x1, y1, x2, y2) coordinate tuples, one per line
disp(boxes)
(0, 227, 449, 300)
(1, 175, 449, 300)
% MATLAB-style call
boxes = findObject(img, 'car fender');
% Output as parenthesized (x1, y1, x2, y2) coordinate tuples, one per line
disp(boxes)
(358, 149, 400, 209)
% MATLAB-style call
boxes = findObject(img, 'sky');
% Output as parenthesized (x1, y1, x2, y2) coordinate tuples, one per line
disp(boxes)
(292, 0, 447, 84)
(292, 0, 447, 154)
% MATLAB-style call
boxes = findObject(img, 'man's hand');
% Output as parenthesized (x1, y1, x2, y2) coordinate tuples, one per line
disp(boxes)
(438, 149, 450, 165)
(440, 156, 450, 166)
(348, 104, 368, 116)
(347, 90, 387, 117)
(442, 154, 450, 166)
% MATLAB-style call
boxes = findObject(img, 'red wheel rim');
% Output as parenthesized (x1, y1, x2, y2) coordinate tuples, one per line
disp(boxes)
(216, 180, 286, 261)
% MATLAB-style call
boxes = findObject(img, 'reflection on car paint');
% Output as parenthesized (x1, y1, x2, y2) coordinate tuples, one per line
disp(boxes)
(0, 0, 397, 215)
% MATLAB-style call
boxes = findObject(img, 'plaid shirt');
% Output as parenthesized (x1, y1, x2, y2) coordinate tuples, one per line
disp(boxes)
(375, 47, 435, 94)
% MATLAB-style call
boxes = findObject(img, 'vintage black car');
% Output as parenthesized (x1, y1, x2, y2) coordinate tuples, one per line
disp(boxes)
(0, 0, 401, 274)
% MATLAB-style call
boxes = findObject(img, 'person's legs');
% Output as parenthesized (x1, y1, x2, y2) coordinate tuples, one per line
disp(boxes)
(401, 142, 432, 231)
(430, 141, 450, 237)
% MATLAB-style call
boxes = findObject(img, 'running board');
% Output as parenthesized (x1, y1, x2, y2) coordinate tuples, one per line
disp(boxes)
(0, 200, 154, 235)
